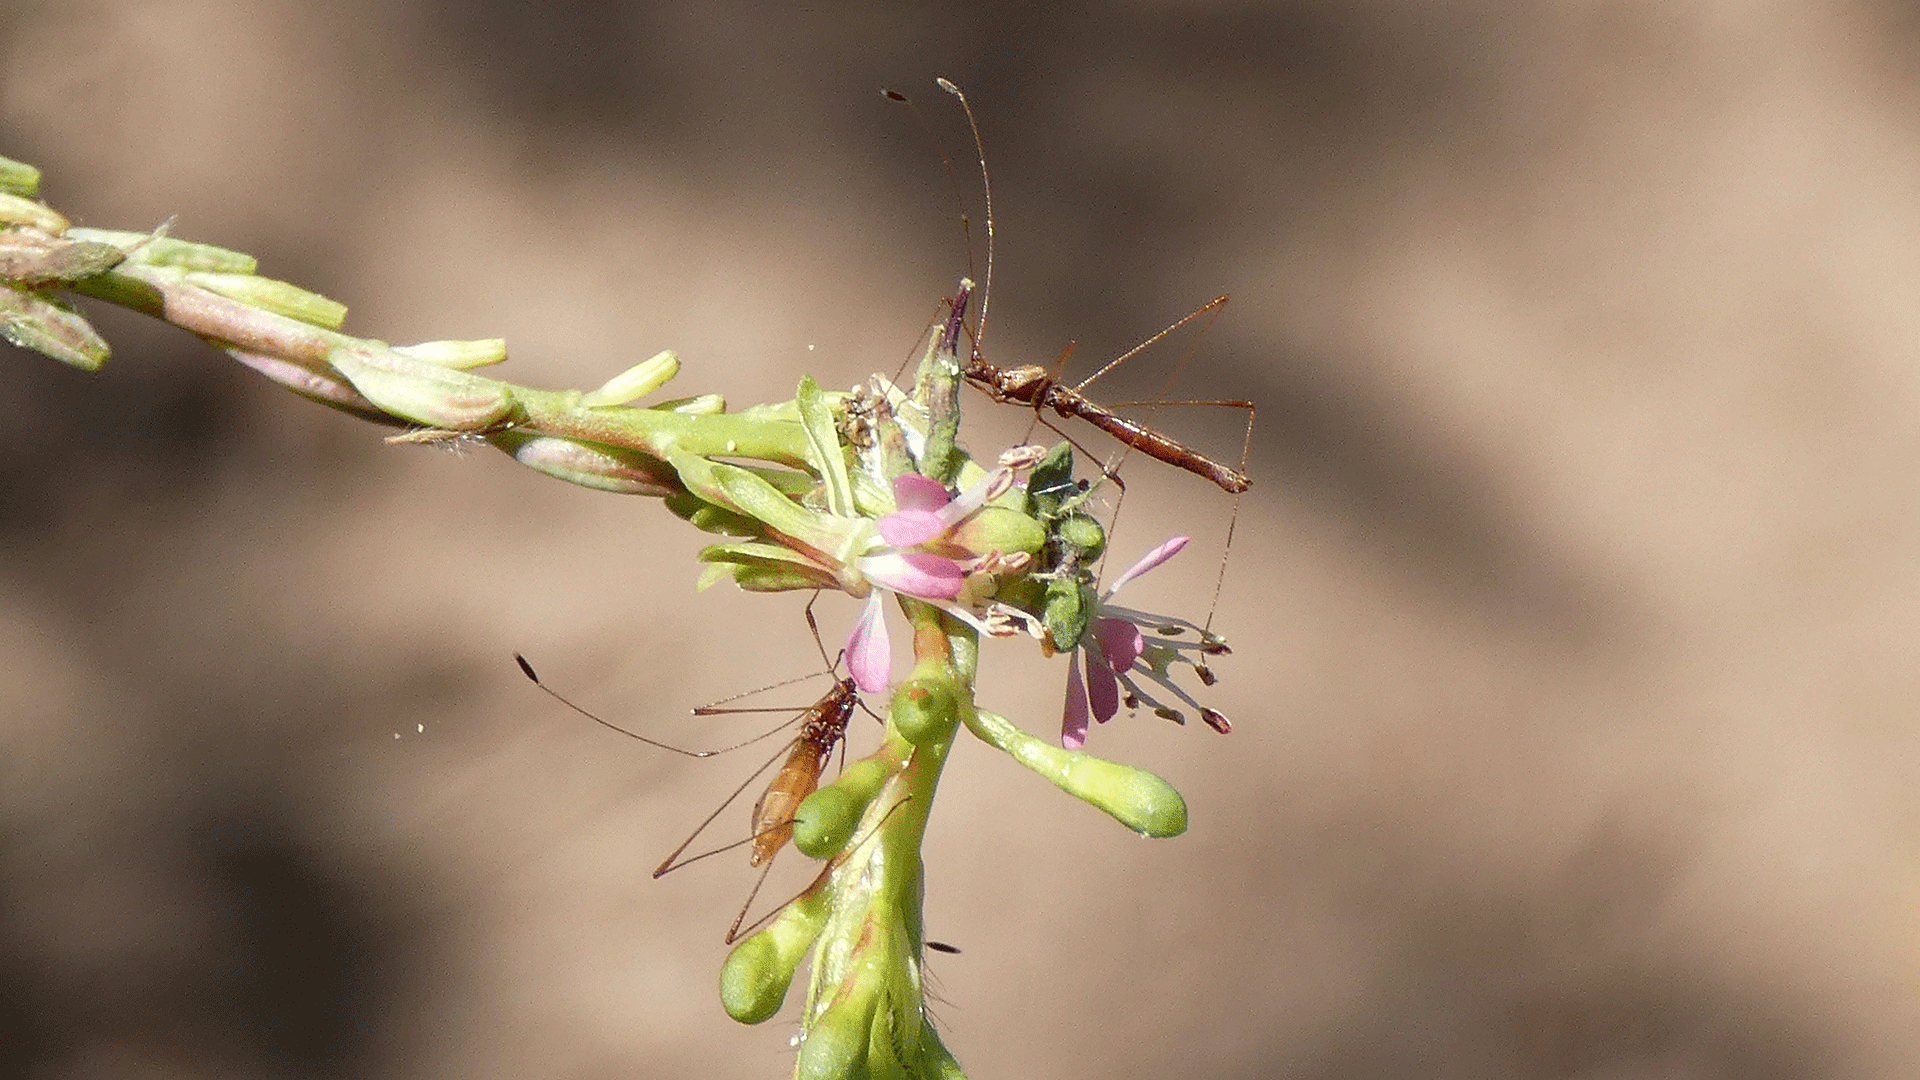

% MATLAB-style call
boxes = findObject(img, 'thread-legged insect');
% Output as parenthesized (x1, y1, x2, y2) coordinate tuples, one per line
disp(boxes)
(514, 612, 862, 941)
(910, 81, 1256, 496)
(658, 673, 859, 942)
(957, 287, 1253, 494)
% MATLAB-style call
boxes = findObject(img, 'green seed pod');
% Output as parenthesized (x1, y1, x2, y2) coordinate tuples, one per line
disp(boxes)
(667, 494, 766, 537)
(719, 886, 832, 1025)
(796, 995, 876, 1080)
(793, 757, 890, 858)
(967, 709, 1188, 837)
(889, 674, 960, 747)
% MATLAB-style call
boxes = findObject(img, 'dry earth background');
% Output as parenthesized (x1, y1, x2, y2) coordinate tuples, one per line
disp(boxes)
(6, 2, 1920, 1078)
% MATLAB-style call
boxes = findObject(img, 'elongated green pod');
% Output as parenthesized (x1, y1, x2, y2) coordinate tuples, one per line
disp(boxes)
(793, 756, 891, 858)
(720, 881, 832, 1024)
(966, 708, 1187, 837)
(796, 992, 876, 1080)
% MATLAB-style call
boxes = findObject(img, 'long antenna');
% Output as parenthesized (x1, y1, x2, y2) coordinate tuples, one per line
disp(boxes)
(937, 78, 994, 358)
(514, 654, 800, 757)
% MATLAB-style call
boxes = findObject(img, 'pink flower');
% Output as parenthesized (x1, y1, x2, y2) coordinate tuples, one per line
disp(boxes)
(1060, 536, 1232, 749)
(844, 471, 1013, 692)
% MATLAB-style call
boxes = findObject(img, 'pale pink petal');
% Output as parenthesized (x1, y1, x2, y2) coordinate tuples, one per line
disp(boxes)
(1061, 658, 1091, 750)
(1093, 616, 1145, 673)
(860, 551, 966, 600)
(1102, 536, 1190, 599)
(1084, 642, 1121, 724)
(892, 473, 953, 513)
(845, 591, 893, 693)
(878, 509, 947, 547)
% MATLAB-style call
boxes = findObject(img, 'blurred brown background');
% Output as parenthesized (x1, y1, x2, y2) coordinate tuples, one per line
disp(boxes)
(7, 2, 1920, 1077)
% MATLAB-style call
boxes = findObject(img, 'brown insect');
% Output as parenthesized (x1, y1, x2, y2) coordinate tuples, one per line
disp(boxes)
(657, 674, 859, 942)
(908, 80, 1256, 495)
(957, 287, 1253, 494)
(514, 611, 861, 942)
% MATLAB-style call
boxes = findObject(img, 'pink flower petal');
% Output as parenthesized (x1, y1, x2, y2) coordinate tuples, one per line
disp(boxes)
(878, 509, 947, 547)
(892, 474, 953, 513)
(1084, 642, 1120, 724)
(845, 591, 893, 693)
(1061, 658, 1091, 750)
(1093, 616, 1145, 673)
(861, 551, 966, 600)
(1102, 536, 1190, 598)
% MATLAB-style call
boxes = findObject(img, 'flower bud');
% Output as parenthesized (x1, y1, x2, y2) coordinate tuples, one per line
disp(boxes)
(889, 673, 961, 747)
(503, 434, 681, 496)
(393, 337, 508, 369)
(186, 270, 347, 330)
(719, 884, 830, 1024)
(0, 157, 41, 198)
(792, 757, 889, 858)
(327, 342, 515, 430)
(580, 349, 680, 406)
(0, 284, 110, 370)
(0, 193, 64, 232)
